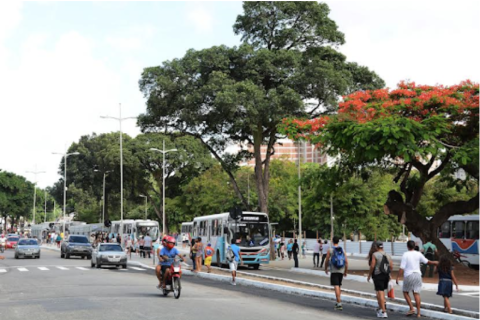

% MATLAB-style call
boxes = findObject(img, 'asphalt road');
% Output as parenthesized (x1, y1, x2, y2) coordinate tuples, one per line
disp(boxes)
(0, 249, 444, 320)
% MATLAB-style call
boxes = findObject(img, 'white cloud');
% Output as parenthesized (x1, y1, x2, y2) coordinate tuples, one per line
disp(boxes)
(186, 5, 214, 33)
(105, 25, 155, 51)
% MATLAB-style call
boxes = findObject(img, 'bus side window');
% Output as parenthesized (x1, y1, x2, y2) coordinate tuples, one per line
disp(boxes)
(467, 221, 479, 240)
(438, 222, 451, 238)
(453, 221, 465, 239)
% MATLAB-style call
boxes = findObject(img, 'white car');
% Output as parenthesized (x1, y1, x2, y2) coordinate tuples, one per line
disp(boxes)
(91, 243, 127, 269)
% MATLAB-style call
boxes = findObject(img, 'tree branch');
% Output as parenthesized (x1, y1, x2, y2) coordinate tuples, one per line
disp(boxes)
(427, 152, 451, 181)
(431, 193, 479, 228)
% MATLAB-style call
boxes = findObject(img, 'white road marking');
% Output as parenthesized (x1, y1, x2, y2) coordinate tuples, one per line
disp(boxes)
(0, 269, 7, 273)
(130, 267, 146, 271)
(38, 267, 49, 271)
(56, 266, 69, 270)
(76, 267, 89, 271)
(17, 267, 28, 272)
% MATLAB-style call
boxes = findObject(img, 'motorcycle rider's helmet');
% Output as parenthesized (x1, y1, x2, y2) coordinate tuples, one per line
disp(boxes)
(166, 236, 175, 249)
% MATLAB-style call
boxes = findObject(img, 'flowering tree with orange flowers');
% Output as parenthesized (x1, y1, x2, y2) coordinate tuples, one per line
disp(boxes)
(280, 80, 479, 256)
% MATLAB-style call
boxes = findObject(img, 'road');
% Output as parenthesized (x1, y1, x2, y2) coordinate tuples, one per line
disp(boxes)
(0, 248, 440, 320)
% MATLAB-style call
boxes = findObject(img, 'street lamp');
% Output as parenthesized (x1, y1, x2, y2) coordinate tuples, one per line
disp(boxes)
(101, 103, 136, 247)
(94, 169, 112, 227)
(52, 149, 80, 236)
(150, 140, 178, 236)
(139, 194, 148, 220)
(26, 166, 45, 225)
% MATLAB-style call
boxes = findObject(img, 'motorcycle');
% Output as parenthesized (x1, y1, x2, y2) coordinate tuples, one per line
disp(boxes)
(161, 256, 185, 299)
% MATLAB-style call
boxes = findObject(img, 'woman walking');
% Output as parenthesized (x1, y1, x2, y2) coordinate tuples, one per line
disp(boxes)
(194, 237, 204, 272)
(436, 255, 459, 314)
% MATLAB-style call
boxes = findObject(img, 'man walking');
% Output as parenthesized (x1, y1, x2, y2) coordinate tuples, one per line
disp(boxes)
(228, 239, 243, 285)
(143, 233, 152, 259)
(292, 239, 300, 268)
(320, 240, 329, 268)
(325, 236, 348, 311)
(396, 240, 438, 318)
(421, 241, 438, 278)
(313, 239, 321, 268)
(367, 242, 393, 318)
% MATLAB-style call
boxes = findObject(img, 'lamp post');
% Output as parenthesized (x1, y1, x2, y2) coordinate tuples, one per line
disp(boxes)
(150, 140, 178, 236)
(139, 194, 148, 220)
(26, 166, 45, 225)
(297, 141, 303, 243)
(94, 169, 112, 227)
(52, 148, 80, 236)
(101, 103, 136, 247)
(44, 190, 47, 223)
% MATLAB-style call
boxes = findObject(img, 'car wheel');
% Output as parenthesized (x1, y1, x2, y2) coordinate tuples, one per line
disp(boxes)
(96, 262, 101, 268)
(91, 260, 95, 268)
(65, 253, 70, 259)
(122, 264, 127, 269)
(60, 251, 64, 258)
(87, 255, 92, 260)
(14, 254, 18, 259)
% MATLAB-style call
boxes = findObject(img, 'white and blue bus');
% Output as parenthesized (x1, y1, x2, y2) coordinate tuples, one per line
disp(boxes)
(190, 211, 270, 269)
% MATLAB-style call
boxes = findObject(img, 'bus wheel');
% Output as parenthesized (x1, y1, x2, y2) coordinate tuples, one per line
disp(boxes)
(251, 264, 260, 270)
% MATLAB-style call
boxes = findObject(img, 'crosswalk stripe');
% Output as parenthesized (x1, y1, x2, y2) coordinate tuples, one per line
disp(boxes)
(17, 267, 28, 272)
(130, 267, 146, 271)
(76, 267, 89, 271)
(38, 267, 49, 271)
(56, 266, 69, 270)
(0, 269, 7, 273)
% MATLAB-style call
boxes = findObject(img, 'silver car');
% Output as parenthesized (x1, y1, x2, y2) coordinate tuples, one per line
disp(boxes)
(15, 238, 41, 259)
(91, 243, 127, 269)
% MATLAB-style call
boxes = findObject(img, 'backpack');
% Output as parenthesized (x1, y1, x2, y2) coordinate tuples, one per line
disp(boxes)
(425, 246, 435, 260)
(226, 246, 235, 262)
(331, 246, 345, 269)
(378, 253, 391, 275)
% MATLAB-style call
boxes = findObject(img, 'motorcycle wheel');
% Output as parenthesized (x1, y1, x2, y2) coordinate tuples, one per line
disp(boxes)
(173, 277, 181, 299)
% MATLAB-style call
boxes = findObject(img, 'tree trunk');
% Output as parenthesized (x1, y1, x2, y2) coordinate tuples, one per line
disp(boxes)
(253, 128, 268, 213)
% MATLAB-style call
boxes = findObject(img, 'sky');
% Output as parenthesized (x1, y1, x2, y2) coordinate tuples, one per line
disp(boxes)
(0, 0, 478, 188)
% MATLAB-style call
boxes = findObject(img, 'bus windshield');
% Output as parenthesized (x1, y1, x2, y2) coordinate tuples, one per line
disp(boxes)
(137, 225, 159, 241)
(234, 223, 269, 247)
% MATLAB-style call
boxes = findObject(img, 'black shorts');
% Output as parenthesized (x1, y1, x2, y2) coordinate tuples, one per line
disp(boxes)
(373, 274, 389, 291)
(330, 273, 344, 286)
(161, 265, 169, 274)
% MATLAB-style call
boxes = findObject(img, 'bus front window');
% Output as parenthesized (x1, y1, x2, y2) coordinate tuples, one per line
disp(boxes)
(137, 226, 159, 241)
(234, 223, 269, 247)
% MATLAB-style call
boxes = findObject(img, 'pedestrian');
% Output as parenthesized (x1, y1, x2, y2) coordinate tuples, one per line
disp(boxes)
(292, 239, 299, 268)
(56, 233, 62, 248)
(138, 236, 145, 258)
(204, 242, 214, 273)
(396, 240, 438, 318)
(194, 237, 204, 272)
(421, 241, 438, 278)
(325, 236, 348, 311)
(182, 233, 187, 249)
(143, 233, 153, 259)
(280, 241, 286, 260)
(126, 235, 134, 259)
(367, 242, 379, 267)
(116, 233, 121, 244)
(320, 240, 329, 268)
(190, 237, 197, 271)
(436, 255, 459, 314)
(227, 238, 243, 285)
(313, 239, 321, 268)
(367, 241, 393, 318)
(287, 239, 293, 260)
(301, 241, 306, 259)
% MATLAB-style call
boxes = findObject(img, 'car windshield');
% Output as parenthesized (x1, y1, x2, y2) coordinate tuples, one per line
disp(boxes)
(99, 245, 122, 252)
(18, 239, 38, 246)
(69, 236, 89, 243)
(7, 237, 19, 242)
(234, 223, 269, 247)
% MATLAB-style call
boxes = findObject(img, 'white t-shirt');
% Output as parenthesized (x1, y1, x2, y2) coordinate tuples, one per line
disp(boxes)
(313, 242, 321, 253)
(322, 243, 330, 255)
(400, 250, 428, 278)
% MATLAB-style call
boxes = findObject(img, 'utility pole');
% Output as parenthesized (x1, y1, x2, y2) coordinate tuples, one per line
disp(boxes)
(330, 193, 334, 242)
(26, 166, 45, 225)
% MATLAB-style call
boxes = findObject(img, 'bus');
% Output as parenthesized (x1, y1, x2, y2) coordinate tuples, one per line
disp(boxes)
(69, 223, 109, 237)
(438, 214, 479, 266)
(189, 211, 270, 269)
(181, 222, 193, 243)
(31, 223, 51, 240)
(110, 219, 160, 241)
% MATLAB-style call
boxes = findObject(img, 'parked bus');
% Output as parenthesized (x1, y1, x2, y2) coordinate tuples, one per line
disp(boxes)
(69, 223, 109, 237)
(110, 219, 160, 241)
(438, 214, 479, 266)
(189, 211, 270, 269)
(31, 223, 51, 240)
(181, 222, 193, 243)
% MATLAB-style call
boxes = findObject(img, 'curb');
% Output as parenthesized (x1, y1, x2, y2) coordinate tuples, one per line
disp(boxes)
(290, 268, 480, 292)
(126, 260, 477, 320)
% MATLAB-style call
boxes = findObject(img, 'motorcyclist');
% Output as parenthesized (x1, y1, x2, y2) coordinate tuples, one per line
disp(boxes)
(158, 236, 184, 289)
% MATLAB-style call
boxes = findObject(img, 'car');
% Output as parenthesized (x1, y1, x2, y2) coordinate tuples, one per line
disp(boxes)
(6, 236, 20, 249)
(91, 243, 127, 269)
(60, 235, 92, 259)
(15, 238, 41, 259)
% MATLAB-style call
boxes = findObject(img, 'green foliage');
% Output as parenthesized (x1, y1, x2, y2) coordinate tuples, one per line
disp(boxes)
(0, 170, 33, 227)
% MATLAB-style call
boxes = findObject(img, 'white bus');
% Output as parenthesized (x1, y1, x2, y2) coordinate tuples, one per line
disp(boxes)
(181, 222, 193, 243)
(190, 211, 270, 269)
(110, 219, 160, 241)
(31, 223, 51, 240)
(69, 223, 109, 237)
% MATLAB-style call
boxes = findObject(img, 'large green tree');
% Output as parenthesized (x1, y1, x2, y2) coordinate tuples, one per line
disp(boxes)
(138, 1, 384, 214)
(282, 81, 479, 257)
(0, 170, 33, 231)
